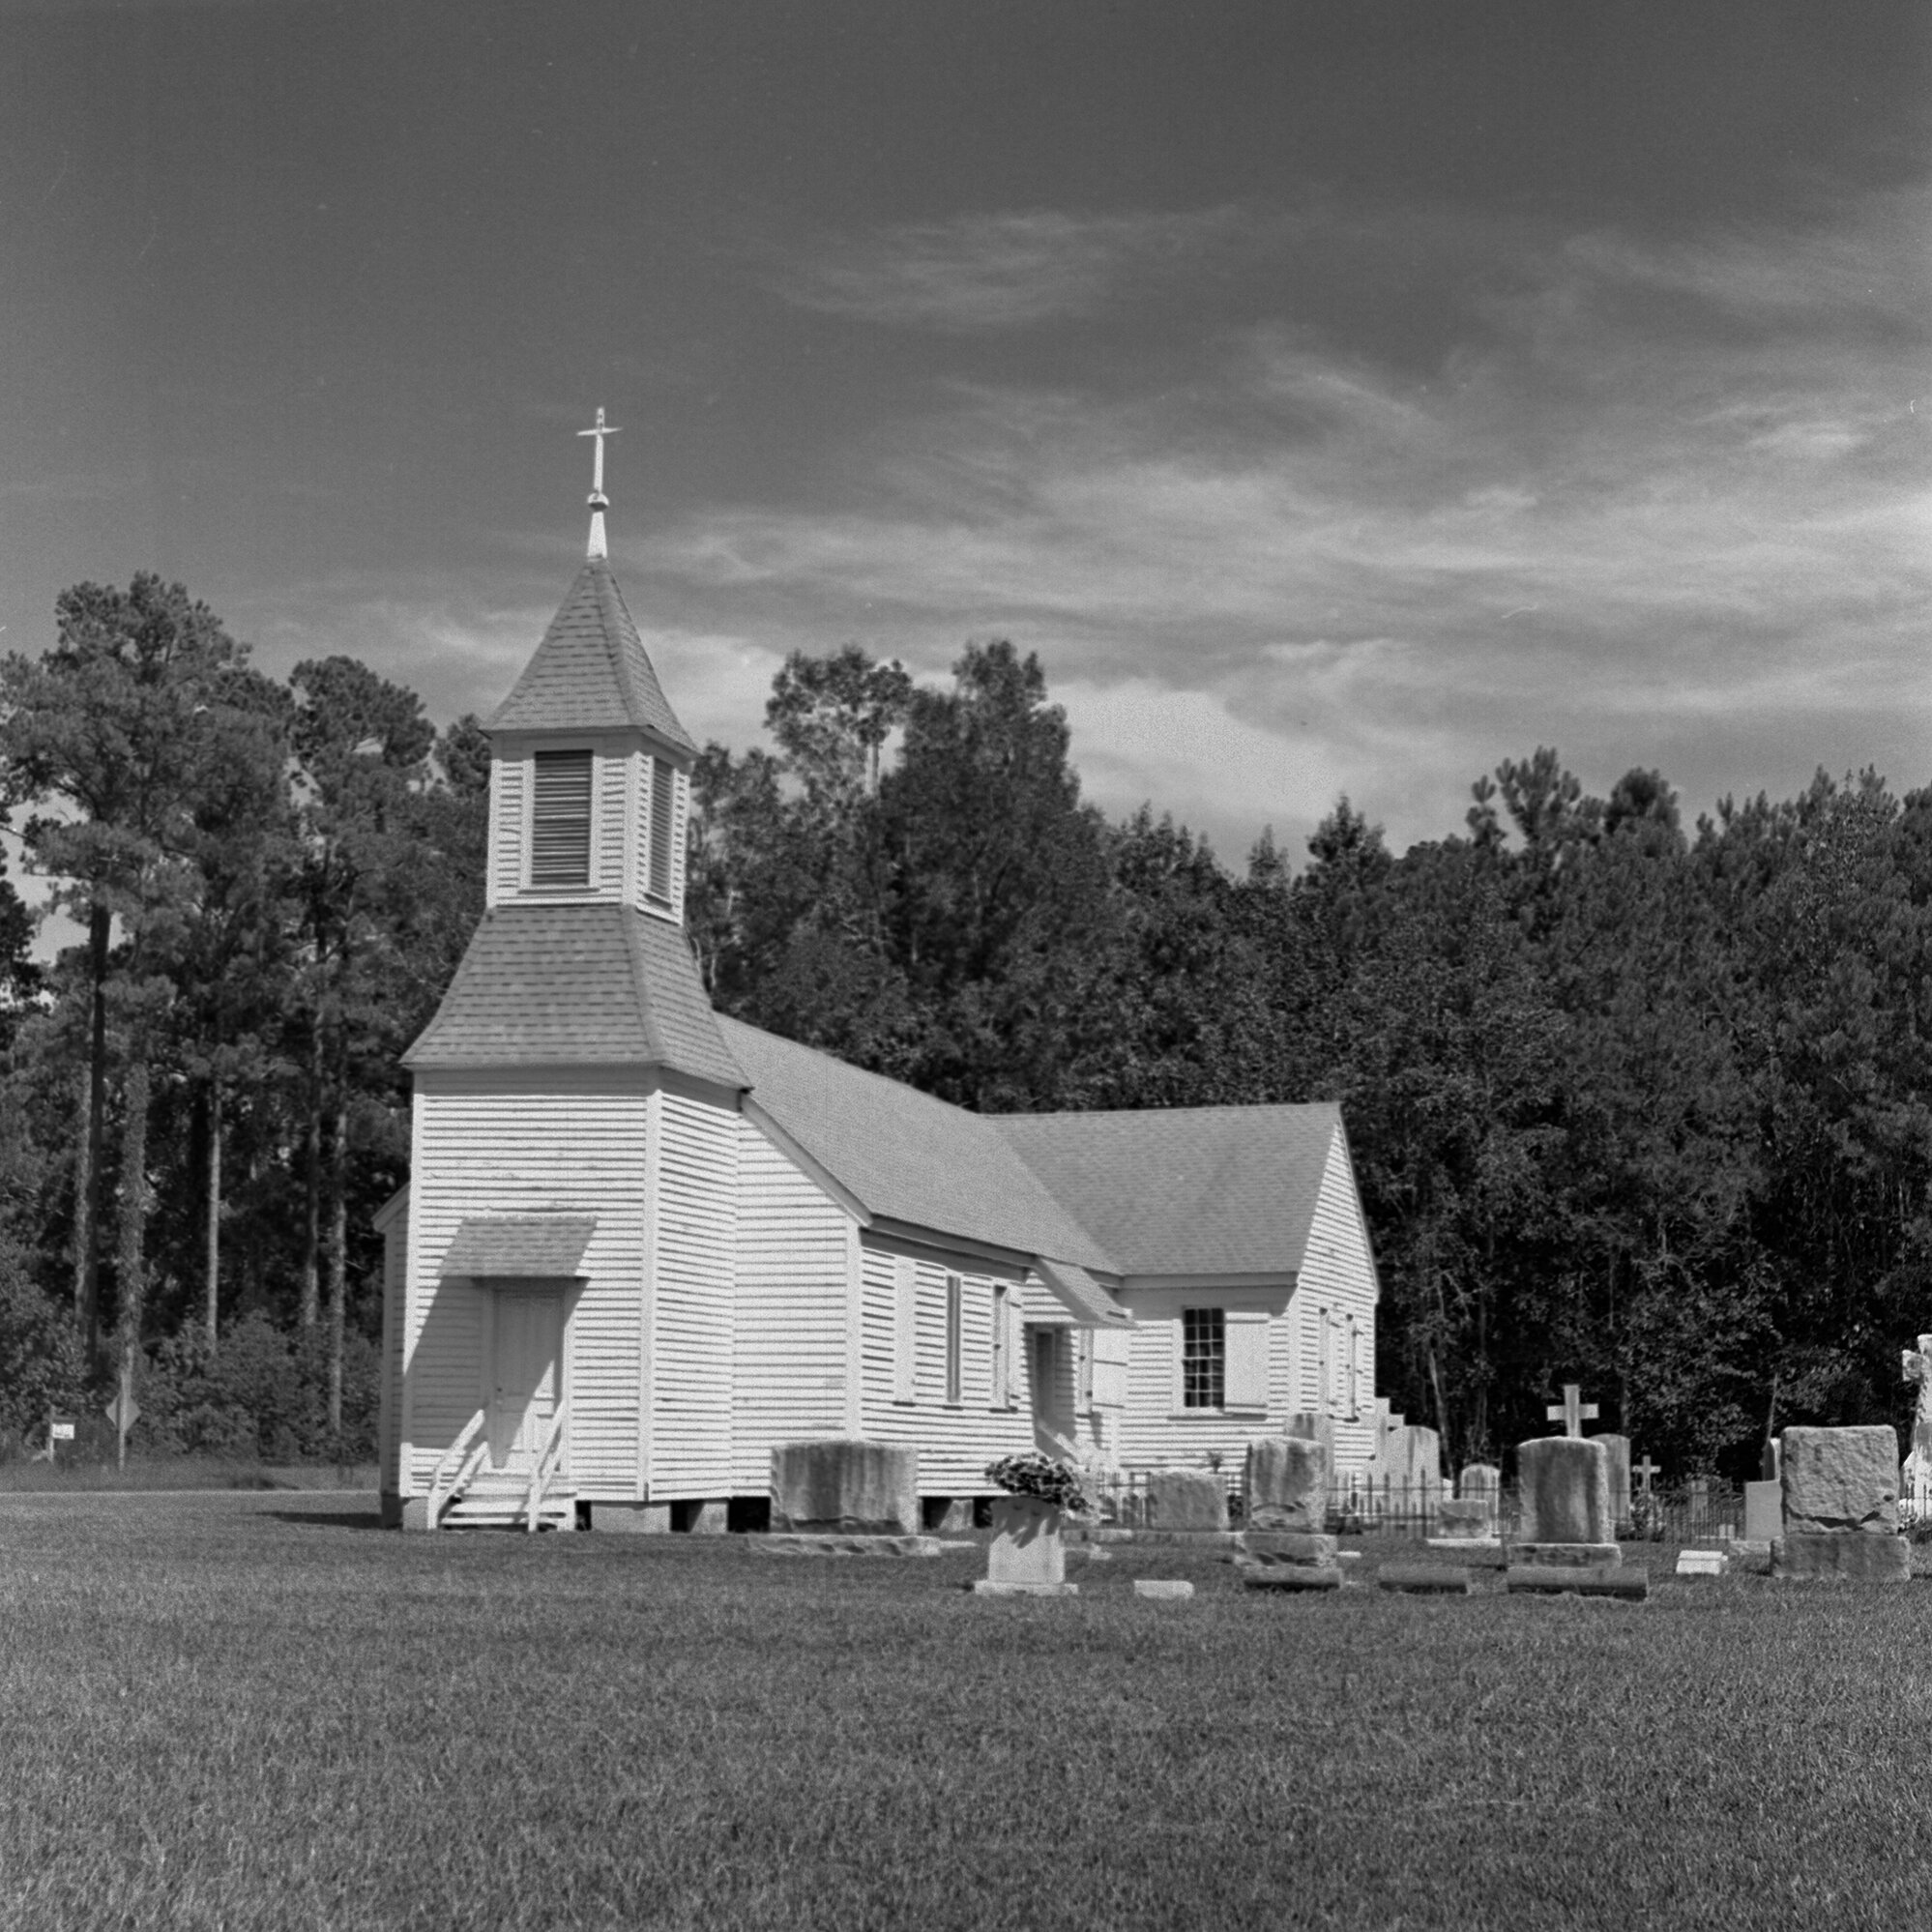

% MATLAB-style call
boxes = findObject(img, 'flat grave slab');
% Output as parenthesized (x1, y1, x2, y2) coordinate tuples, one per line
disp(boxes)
(1244, 1566, 1342, 1593)
(1514, 1541, 1622, 1567)
(1091, 1528, 1243, 1548)
(971, 1580, 1080, 1597)
(1133, 1579, 1195, 1599)
(750, 1533, 943, 1559)
(1506, 1565, 1648, 1600)
(1675, 1549, 1728, 1577)
(1376, 1565, 1473, 1595)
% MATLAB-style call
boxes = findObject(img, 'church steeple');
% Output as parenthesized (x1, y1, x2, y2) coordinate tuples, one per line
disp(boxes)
(479, 416, 696, 925)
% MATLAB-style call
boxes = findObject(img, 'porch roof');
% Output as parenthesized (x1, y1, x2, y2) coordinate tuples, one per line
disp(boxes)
(1032, 1256, 1133, 1331)
(439, 1215, 599, 1279)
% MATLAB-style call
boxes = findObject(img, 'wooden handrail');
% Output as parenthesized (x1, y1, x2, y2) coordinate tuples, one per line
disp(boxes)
(424, 1408, 487, 1530)
(524, 1406, 568, 1533)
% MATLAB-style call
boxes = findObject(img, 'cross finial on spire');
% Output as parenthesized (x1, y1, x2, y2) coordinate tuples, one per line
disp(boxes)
(577, 406, 621, 560)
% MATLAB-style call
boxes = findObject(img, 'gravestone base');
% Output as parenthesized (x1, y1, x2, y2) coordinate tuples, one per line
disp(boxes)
(750, 1534, 942, 1558)
(1434, 1499, 1495, 1538)
(1506, 1565, 1648, 1599)
(1515, 1541, 1621, 1567)
(1733, 1539, 1773, 1575)
(972, 1580, 1080, 1597)
(1771, 1532, 1910, 1582)
(1241, 1531, 1338, 1564)
(1133, 1579, 1194, 1599)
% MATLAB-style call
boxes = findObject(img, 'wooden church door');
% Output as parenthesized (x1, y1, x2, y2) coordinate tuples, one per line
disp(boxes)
(487, 1292, 562, 1472)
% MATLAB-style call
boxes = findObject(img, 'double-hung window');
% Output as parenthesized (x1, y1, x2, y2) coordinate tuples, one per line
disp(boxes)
(1182, 1308, 1225, 1409)
(530, 749, 593, 889)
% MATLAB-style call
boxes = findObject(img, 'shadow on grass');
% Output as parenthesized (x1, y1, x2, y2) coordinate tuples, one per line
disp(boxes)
(266, 1508, 388, 1532)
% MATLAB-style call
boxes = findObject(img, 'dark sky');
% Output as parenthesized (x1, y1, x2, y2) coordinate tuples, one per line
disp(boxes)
(4, 0, 1927, 865)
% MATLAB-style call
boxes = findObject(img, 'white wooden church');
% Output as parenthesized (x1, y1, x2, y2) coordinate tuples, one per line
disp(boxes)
(375, 425, 1381, 1530)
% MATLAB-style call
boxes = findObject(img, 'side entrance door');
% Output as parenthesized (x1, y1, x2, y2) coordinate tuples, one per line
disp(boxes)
(1029, 1326, 1073, 1456)
(487, 1291, 562, 1474)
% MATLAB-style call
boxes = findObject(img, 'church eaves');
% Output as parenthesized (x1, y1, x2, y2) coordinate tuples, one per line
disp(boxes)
(485, 558, 698, 756)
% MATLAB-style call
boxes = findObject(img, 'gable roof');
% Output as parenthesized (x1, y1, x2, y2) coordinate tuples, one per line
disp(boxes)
(717, 1016, 1118, 1275)
(404, 903, 745, 1087)
(486, 559, 697, 755)
(991, 1103, 1345, 1278)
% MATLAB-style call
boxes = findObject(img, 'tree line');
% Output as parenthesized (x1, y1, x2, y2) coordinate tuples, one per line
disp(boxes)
(1, 577, 1925, 1475)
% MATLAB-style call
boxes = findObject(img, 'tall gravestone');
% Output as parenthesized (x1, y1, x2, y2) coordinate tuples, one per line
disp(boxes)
(1514, 1436, 1620, 1567)
(1245, 1436, 1330, 1532)
(1773, 1424, 1908, 1581)
(1436, 1462, 1501, 1540)
(1594, 1432, 1632, 1532)
(772, 1440, 919, 1535)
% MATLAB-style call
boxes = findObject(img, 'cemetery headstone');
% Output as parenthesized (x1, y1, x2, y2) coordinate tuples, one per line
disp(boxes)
(1774, 1423, 1908, 1582)
(1284, 1411, 1338, 1461)
(1759, 1437, 1782, 1483)
(1594, 1432, 1632, 1531)
(1244, 1436, 1330, 1532)
(1742, 1480, 1781, 1543)
(1514, 1435, 1620, 1567)
(975, 1495, 1079, 1595)
(772, 1440, 919, 1534)
(1903, 1336, 1932, 1523)
(1147, 1467, 1229, 1532)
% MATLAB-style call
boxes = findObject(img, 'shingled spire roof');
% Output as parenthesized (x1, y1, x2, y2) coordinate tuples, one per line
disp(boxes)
(485, 557, 698, 755)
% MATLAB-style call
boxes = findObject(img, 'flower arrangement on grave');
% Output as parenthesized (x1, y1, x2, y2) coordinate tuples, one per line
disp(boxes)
(985, 1452, 1090, 1516)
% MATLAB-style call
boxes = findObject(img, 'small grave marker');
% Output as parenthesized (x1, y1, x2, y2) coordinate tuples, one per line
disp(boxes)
(1676, 1549, 1727, 1577)
(1633, 1455, 1660, 1496)
(1133, 1579, 1194, 1600)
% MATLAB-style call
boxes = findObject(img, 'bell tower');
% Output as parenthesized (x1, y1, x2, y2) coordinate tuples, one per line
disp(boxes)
(481, 410, 696, 925)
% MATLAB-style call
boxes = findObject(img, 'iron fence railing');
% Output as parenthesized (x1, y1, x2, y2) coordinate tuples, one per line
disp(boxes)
(1088, 1468, 1754, 1541)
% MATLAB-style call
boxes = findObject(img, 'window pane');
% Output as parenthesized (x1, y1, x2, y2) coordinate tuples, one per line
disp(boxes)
(531, 750, 593, 888)
(1182, 1307, 1225, 1409)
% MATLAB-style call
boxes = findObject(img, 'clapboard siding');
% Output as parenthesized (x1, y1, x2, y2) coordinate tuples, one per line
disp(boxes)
(731, 1119, 851, 1489)
(1289, 1129, 1381, 1473)
(401, 1083, 648, 1496)
(1117, 1285, 1296, 1474)
(858, 1234, 1038, 1496)
(649, 1087, 738, 1497)
(486, 753, 527, 906)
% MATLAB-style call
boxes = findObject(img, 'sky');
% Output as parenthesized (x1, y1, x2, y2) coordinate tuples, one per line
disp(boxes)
(3, 0, 1928, 874)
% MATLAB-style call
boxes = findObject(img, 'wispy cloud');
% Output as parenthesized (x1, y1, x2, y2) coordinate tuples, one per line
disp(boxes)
(771, 206, 1256, 330)
(652, 184, 1932, 851)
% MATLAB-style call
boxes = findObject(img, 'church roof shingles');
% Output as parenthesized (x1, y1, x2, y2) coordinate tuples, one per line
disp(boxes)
(992, 1104, 1347, 1278)
(486, 559, 698, 755)
(717, 1017, 1119, 1278)
(403, 903, 744, 1088)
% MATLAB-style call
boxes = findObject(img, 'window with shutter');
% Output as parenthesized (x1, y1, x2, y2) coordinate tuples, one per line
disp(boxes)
(1317, 1306, 1333, 1415)
(530, 750, 594, 888)
(1181, 1308, 1225, 1409)
(944, 1273, 963, 1405)
(991, 1284, 1011, 1408)
(1076, 1331, 1094, 1412)
(647, 755, 676, 903)
(1225, 1313, 1271, 1410)
(893, 1256, 918, 1403)
(1346, 1312, 1361, 1420)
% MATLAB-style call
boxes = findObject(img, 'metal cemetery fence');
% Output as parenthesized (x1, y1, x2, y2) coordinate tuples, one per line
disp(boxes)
(1091, 1469, 1747, 1541)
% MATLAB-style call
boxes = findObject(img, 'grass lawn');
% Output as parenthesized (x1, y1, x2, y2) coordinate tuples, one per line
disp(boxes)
(1, 1498, 1924, 1930)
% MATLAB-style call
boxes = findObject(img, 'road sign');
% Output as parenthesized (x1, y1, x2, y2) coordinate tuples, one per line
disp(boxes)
(49, 1421, 74, 1442)
(103, 1394, 140, 1434)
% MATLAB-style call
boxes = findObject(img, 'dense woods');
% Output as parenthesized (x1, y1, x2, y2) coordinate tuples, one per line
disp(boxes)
(2, 577, 1928, 1476)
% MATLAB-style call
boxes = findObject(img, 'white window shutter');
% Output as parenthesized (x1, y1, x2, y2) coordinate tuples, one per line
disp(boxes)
(991, 1284, 1010, 1408)
(893, 1256, 917, 1402)
(1225, 1313, 1271, 1410)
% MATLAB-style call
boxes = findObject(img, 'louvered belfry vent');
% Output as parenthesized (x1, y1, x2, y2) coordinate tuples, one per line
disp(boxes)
(647, 756, 675, 904)
(531, 749, 593, 888)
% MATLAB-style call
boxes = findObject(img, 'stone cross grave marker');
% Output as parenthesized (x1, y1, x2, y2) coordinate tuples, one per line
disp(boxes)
(1633, 1454, 1659, 1496)
(1546, 1384, 1598, 1438)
